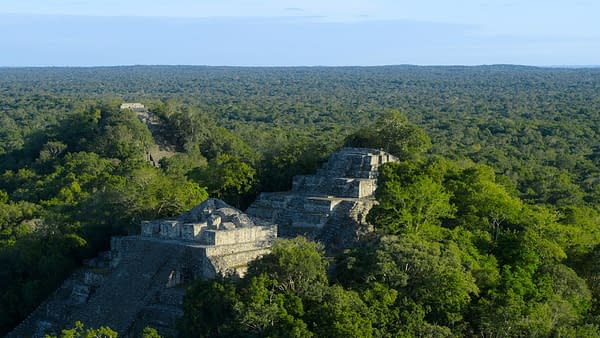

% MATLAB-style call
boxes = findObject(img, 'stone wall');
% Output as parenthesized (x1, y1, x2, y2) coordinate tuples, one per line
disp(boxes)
(140, 198, 272, 244)
(120, 102, 147, 112)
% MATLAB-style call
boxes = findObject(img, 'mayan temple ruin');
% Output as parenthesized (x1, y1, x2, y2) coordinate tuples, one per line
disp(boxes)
(247, 147, 398, 251)
(9, 147, 397, 337)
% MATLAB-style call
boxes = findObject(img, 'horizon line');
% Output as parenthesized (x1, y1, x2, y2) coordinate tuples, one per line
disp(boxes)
(1, 64, 600, 69)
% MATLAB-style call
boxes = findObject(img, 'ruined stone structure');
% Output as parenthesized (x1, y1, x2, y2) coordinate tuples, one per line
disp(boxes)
(120, 102, 148, 112)
(247, 147, 397, 251)
(9, 148, 396, 337)
(133, 107, 178, 168)
(8, 199, 276, 338)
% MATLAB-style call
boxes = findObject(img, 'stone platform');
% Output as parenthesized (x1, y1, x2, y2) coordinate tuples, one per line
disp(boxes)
(8, 199, 276, 338)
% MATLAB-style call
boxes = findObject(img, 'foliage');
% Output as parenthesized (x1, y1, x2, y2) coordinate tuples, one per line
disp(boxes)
(192, 153, 256, 208)
(2, 66, 600, 336)
(46, 321, 117, 338)
(181, 238, 371, 337)
(245, 237, 328, 300)
(344, 110, 431, 159)
(0, 102, 207, 334)
(335, 156, 600, 336)
(180, 279, 238, 338)
(367, 161, 455, 234)
(44, 322, 163, 338)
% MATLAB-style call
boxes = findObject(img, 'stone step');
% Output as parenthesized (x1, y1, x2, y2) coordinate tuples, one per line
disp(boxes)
(156, 289, 185, 306)
(292, 176, 377, 198)
(130, 304, 183, 338)
(292, 220, 326, 228)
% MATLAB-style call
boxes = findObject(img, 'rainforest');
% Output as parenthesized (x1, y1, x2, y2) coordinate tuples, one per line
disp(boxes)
(2, 65, 600, 337)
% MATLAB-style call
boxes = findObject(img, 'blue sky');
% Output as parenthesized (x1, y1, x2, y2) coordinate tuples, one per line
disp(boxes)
(0, 0, 598, 66)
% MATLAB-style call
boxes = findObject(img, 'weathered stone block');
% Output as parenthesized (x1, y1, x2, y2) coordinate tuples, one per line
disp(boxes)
(69, 284, 91, 305)
(221, 222, 237, 230)
(34, 321, 53, 338)
(211, 226, 275, 246)
(84, 272, 105, 287)
(208, 214, 221, 229)
(166, 270, 183, 288)
(200, 230, 216, 245)
(141, 221, 160, 237)
(160, 220, 181, 238)
(357, 179, 377, 198)
(182, 223, 205, 240)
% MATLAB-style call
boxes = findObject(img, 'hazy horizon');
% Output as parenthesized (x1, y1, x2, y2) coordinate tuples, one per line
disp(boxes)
(1, 1, 598, 67)
(1, 64, 599, 69)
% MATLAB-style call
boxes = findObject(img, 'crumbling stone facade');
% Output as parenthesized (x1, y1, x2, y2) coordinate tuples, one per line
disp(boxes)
(247, 147, 397, 251)
(8, 199, 276, 338)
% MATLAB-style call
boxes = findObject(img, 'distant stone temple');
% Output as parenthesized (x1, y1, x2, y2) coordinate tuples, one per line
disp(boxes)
(8, 199, 276, 338)
(247, 147, 397, 251)
(120, 102, 148, 112)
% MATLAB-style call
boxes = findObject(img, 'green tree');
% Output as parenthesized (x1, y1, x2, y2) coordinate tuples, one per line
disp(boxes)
(234, 274, 312, 337)
(45, 321, 117, 338)
(112, 166, 208, 227)
(246, 237, 329, 301)
(445, 164, 523, 241)
(368, 165, 455, 234)
(141, 327, 163, 338)
(194, 154, 256, 208)
(344, 110, 431, 159)
(308, 285, 372, 338)
(37, 140, 68, 163)
(180, 279, 238, 338)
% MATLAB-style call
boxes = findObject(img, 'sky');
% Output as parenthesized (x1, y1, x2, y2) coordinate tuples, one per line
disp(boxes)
(0, 0, 598, 66)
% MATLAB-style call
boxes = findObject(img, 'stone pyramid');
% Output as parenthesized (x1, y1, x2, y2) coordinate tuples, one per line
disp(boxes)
(246, 147, 397, 251)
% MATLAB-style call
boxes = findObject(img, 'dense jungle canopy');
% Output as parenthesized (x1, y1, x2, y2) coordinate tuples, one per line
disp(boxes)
(1, 65, 600, 336)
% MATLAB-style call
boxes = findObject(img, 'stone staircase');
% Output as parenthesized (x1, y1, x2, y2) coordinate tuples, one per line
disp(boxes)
(72, 239, 185, 334)
(7, 237, 205, 337)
